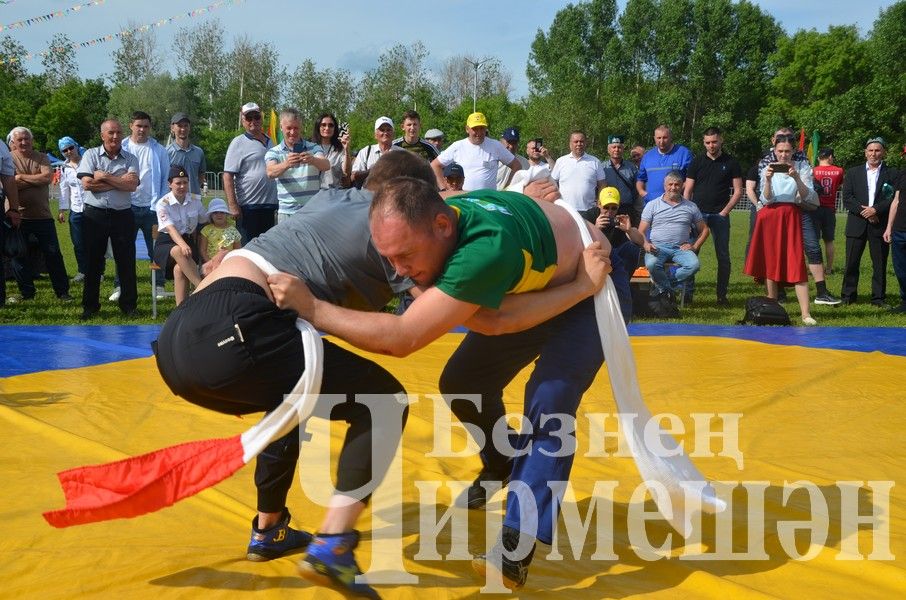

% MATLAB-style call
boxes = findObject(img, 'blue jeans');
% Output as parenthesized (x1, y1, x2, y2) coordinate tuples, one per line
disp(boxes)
(439, 298, 603, 544)
(69, 210, 87, 275)
(644, 243, 700, 294)
(801, 210, 822, 265)
(611, 241, 638, 323)
(890, 230, 906, 305)
(11, 218, 70, 298)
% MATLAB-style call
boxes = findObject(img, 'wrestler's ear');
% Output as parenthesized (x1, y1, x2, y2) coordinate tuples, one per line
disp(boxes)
(433, 211, 454, 237)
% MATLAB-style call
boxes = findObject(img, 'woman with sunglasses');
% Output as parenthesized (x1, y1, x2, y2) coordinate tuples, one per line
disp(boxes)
(57, 136, 87, 283)
(310, 113, 350, 189)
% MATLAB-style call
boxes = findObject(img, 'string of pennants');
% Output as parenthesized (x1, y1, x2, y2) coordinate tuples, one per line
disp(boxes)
(0, 0, 247, 66)
(0, 1, 108, 34)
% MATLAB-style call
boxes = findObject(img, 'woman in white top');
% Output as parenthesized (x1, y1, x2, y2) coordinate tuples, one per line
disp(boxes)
(743, 136, 819, 325)
(57, 136, 87, 281)
(310, 112, 350, 189)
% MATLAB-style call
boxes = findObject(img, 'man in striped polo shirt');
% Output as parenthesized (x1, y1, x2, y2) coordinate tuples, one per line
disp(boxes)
(265, 107, 329, 222)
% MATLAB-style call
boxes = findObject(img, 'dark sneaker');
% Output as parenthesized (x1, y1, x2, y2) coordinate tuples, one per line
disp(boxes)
(298, 530, 380, 599)
(472, 526, 536, 590)
(247, 509, 313, 561)
(716, 297, 730, 307)
(457, 459, 513, 510)
(814, 293, 842, 305)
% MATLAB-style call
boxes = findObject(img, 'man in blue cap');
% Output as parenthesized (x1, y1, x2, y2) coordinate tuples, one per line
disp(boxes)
(496, 126, 529, 190)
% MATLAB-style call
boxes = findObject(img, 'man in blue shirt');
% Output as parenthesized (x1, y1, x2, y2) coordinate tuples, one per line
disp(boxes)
(264, 107, 329, 221)
(636, 125, 693, 204)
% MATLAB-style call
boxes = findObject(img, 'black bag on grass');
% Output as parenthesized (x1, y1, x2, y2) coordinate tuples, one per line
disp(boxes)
(738, 296, 791, 326)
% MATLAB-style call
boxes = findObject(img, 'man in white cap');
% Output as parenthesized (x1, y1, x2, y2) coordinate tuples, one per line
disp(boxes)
(349, 116, 397, 188)
(424, 128, 445, 152)
(223, 102, 277, 243)
(432, 112, 523, 191)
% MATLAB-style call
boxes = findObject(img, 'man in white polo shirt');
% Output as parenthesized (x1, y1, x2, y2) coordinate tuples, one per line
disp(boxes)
(432, 112, 522, 191)
(350, 116, 397, 189)
(551, 130, 606, 223)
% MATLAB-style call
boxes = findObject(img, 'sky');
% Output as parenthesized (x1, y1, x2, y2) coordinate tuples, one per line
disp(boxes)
(1, 0, 897, 98)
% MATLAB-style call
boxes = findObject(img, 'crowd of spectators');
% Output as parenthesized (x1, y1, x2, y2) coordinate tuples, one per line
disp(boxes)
(1, 105, 904, 321)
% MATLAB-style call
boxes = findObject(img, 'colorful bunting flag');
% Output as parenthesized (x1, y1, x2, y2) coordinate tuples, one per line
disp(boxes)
(0, 0, 247, 65)
(0, 1, 107, 34)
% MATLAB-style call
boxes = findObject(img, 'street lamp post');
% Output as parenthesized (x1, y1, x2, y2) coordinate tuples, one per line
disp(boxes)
(464, 58, 490, 113)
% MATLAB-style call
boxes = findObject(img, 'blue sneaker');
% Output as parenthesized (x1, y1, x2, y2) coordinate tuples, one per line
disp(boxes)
(297, 530, 380, 599)
(246, 509, 313, 561)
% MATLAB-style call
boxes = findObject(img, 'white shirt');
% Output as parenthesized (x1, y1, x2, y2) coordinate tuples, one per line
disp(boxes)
(352, 144, 397, 172)
(496, 154, 529, 190)
(155, 192, 208, 235)
(127, 141, 155, 206)
(438, 138, 516, 191)
(551, 152, 605, 211)
(59, 163, 85, 213)
(866, 163, 880, 207)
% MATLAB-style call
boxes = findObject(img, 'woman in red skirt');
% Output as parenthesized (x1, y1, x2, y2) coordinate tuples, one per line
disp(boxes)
(744, 136, 819, 325)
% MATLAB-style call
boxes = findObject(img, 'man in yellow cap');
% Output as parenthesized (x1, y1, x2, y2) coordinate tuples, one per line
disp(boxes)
(596, 186, 644, 322)
(431, 112, 523, 191)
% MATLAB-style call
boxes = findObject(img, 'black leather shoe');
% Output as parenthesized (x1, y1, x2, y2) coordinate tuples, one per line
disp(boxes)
(458, 459, 513, 510)
(80, 309, 99, 321)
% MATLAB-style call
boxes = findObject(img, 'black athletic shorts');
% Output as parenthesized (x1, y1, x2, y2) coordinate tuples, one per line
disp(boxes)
(153, 276, 303, 415)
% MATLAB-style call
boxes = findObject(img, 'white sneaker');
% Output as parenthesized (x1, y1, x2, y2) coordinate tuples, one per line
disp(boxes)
(802, 316, 817, 326)
(108, 287, 121, 302)
(71, 273, 85, 283)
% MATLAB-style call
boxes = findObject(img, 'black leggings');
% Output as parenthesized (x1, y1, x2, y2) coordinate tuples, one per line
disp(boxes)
(153, 277, 408, 512)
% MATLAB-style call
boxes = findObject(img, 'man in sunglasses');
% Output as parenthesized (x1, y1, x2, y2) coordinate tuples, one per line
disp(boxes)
(224, 102, 278, 243)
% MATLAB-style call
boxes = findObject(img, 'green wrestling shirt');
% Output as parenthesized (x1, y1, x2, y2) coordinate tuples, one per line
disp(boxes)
(437, 190, 558, 308)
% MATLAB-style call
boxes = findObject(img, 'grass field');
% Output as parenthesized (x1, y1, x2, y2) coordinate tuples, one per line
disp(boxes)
(1, 203, 903, 327)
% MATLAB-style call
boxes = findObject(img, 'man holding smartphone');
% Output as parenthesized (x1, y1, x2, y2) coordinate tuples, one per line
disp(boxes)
(265, 107, 329, 222)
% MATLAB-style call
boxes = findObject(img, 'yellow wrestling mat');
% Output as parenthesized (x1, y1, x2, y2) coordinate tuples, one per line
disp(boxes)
(1, 333, 904, 598)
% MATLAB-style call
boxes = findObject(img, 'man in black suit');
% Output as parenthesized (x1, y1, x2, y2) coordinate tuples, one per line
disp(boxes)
(840, 137, 898, 306)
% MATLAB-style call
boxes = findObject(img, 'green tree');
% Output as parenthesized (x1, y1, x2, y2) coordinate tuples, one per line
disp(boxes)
(107, 73, 201, 140)
(111, 23, 160, 86)
(216, 35, 283, 130)
(33, 78, 109, 149)
(41, 34, 78, 91)
(286, 59, 357, 125)
(437, 55, 512, 111)
(173, 19, 227, 129)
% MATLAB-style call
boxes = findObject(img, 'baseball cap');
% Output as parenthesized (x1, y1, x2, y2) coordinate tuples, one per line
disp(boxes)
(466, 112, 488, 129)
(443, 163, 464, 178)
(502, 127, 519, 141)
(598, 187, 621, 208)
(607, 135, 626, 145)
(168, 165, 189, 181)
(241, 102, 261, 115)
(865, 136, 886, 149)
(374, 116, 394, 131)
(206, 197, 230, 215)
(424, 128, 444, 140)
(170, 112, 191, 125)
(57, 136, 78, 152)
